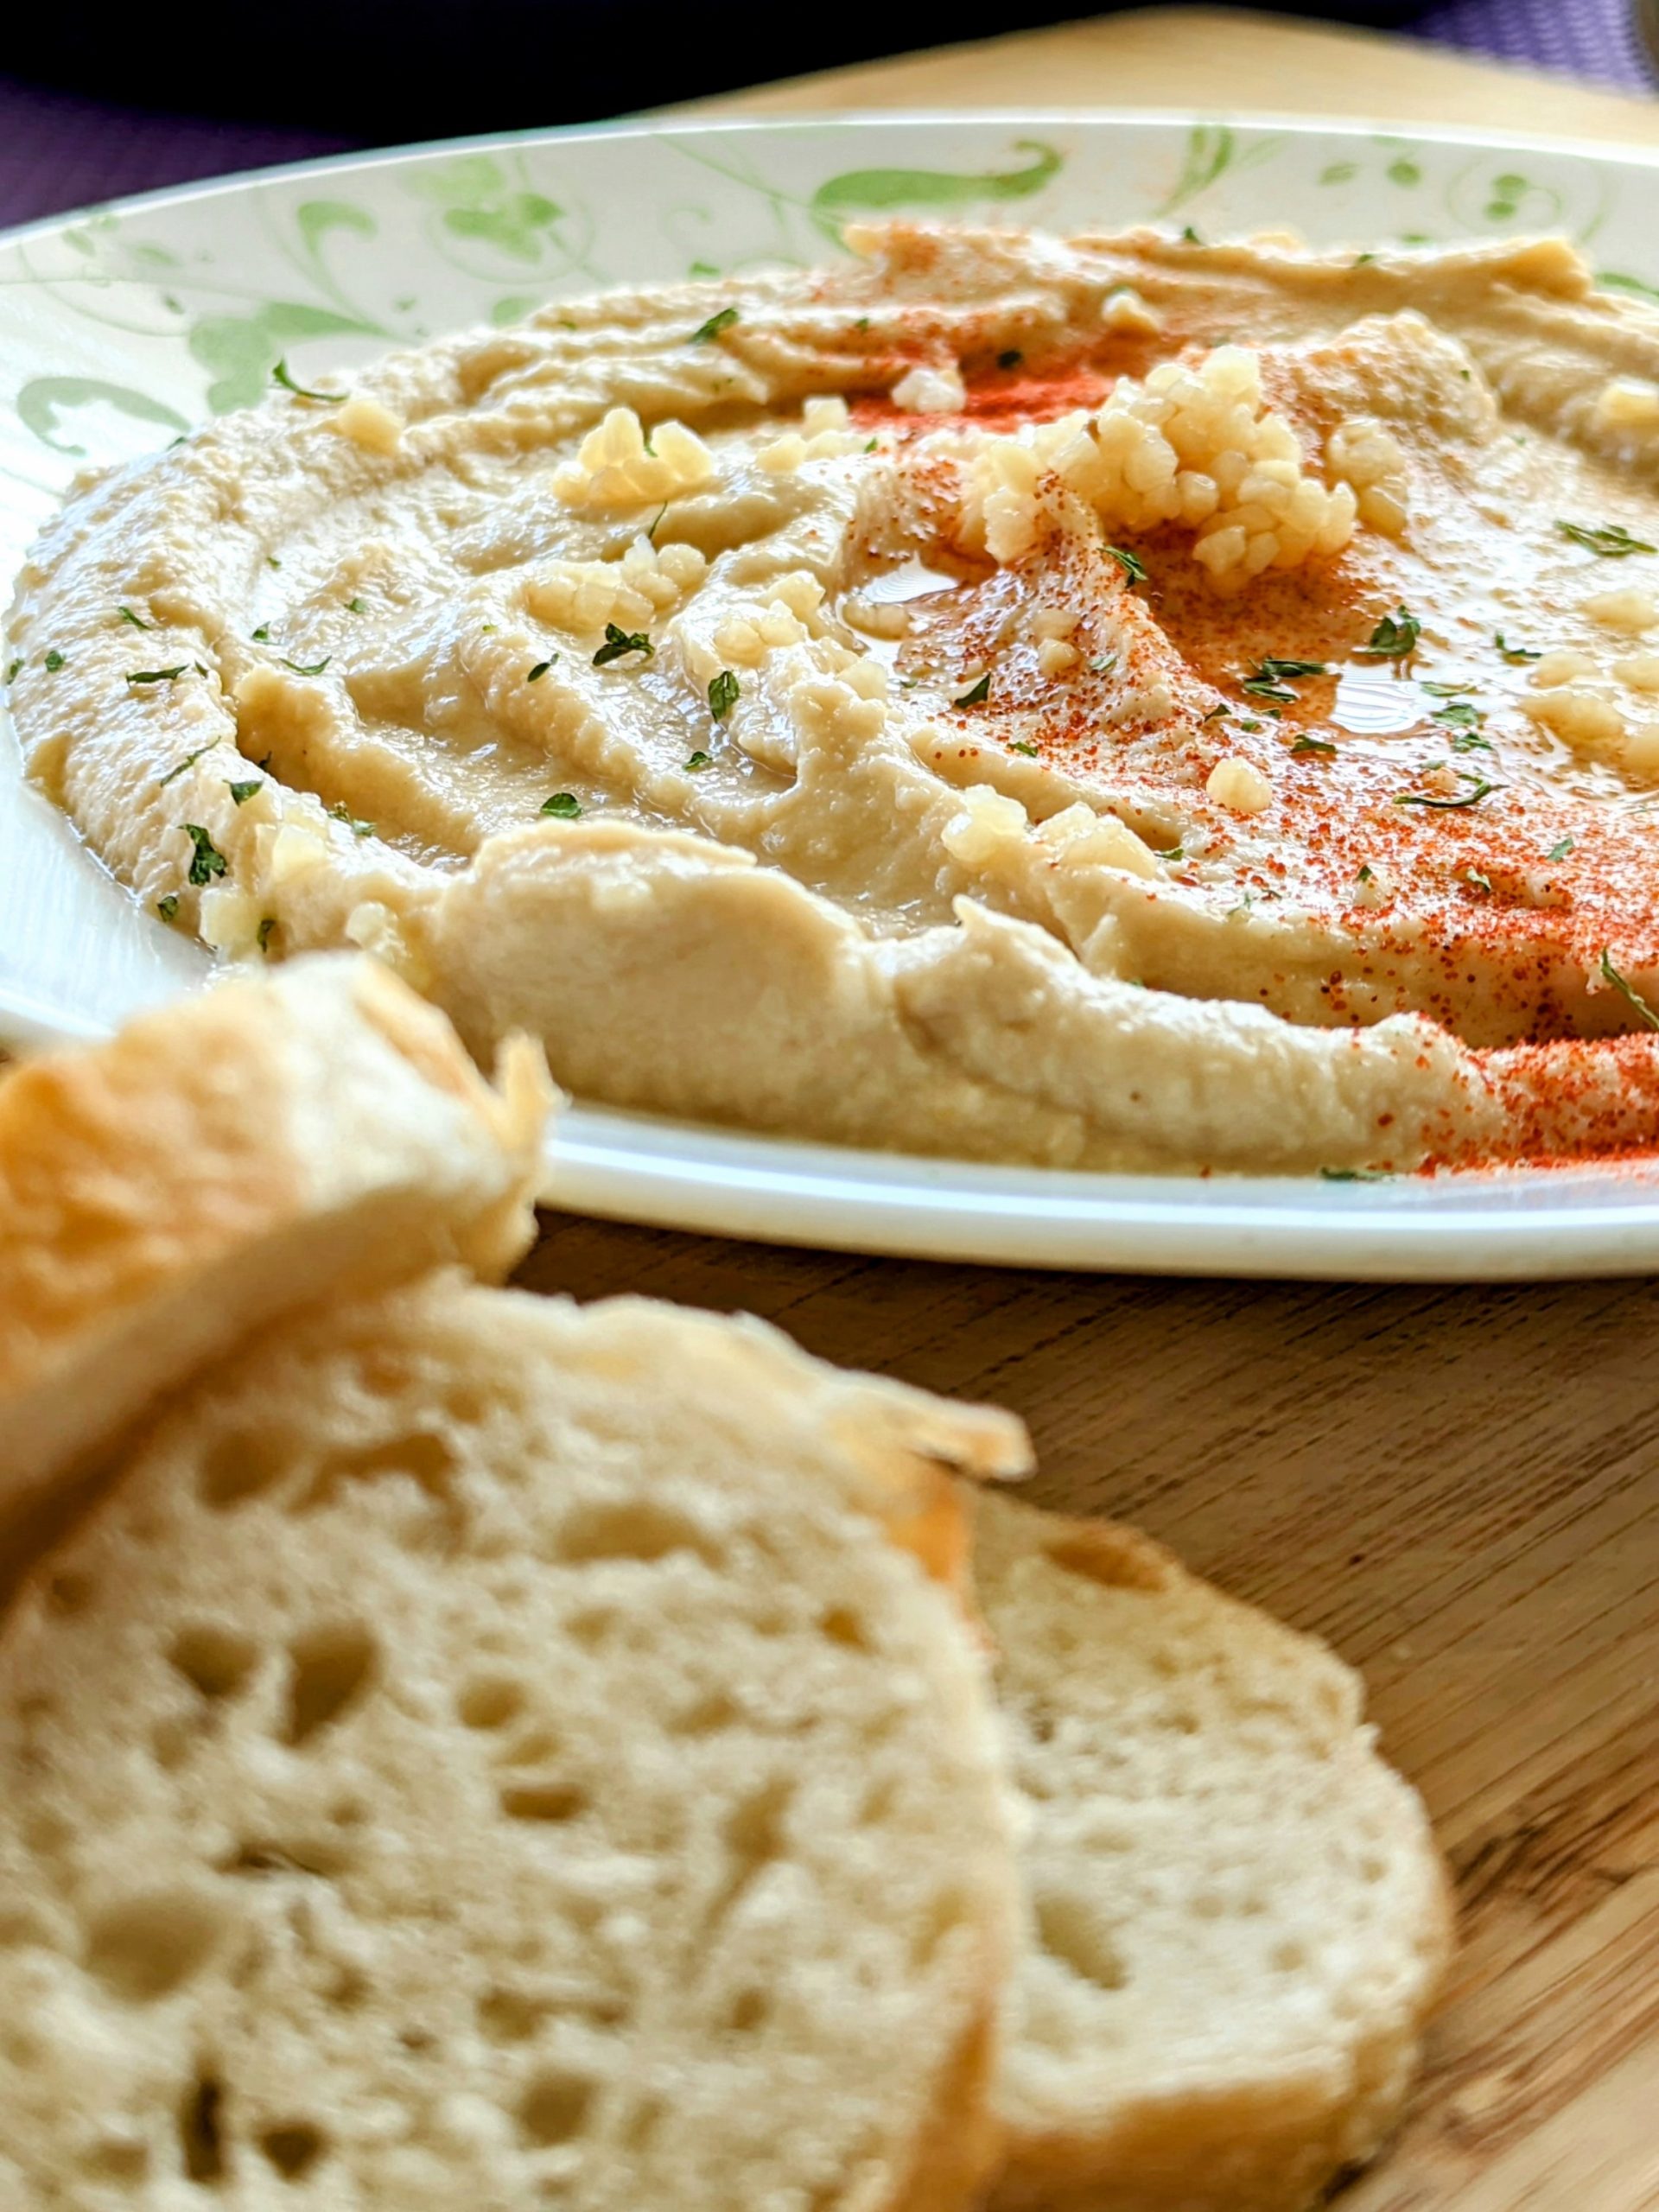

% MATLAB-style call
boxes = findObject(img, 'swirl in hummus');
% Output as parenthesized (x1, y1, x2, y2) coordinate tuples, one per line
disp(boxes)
(14, 221, 1659, 1174)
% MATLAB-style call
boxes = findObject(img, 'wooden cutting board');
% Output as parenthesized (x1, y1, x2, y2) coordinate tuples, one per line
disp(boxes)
(598, 14, 1659, 2207)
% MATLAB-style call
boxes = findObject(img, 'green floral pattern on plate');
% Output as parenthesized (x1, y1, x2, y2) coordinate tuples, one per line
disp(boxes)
(0, 117, 1654, 537)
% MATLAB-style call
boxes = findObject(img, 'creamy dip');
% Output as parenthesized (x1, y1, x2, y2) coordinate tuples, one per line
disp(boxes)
(14, 222, 1659, 1174)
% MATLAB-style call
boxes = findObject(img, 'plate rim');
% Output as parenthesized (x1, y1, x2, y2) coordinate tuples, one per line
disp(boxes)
(4, 105, 1659, 257)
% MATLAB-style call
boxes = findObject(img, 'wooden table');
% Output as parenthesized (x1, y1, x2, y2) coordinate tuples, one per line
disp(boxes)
(569, 15, 1659, 2207)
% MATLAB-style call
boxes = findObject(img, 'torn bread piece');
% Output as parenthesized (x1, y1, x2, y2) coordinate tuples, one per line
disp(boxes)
(0, 1277, 1024, 2212)
(0, 956, 550, 1529)
(976, 1491, 1451, 2212)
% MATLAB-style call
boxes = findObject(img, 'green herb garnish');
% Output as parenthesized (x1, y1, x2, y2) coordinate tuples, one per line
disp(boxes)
(1358, 607, 1421, 659)
(527, 660, 554, 682)
(1242, 677, 1297, 704)
(1547, 836, 1575, 862)
(1255, 657, 1328, 682)
(1599, 947, 1659, 1029)
(271, 358, 345, 404)
(346, 596, 365, 613)
(688, 306, 740, 345)
(593, 623, 652, 667)
(117, 606, 153, 630)
(257, 917, 276, 952)
(1291, 735, 1337, 757)
(280, 655, 331, 677)
(1420, 680, 1472, 697)
(540, 791, 582, 818)
(1090, 653, 1118, 677)
(327, 801, 374, 837)
(43, 649, 66, 672)
(954, 673, 991, 707)
(251, 624, 270, 642)
(156, 894, 180, 923)
(1319, 1166, 1391, 1182)
(1008, 739, 1039, 757)
(1395, 777, 1498, 810)
(158, 744, 215, 786)
(126, 664, 188, 685)
(1556, 520, 1657, 559)
(227, 779, 262, 804)
(709, 669, 741, 720)
(1465, 868, 1494, 893)
(1432, 700, 1484, 730)
(181, 823, 227, 885)
(1105, 545, 1147, 583)
(685, 749, 712, 770)
(1179, 224, 1202, 245)
(1495, 630, 1541, 664)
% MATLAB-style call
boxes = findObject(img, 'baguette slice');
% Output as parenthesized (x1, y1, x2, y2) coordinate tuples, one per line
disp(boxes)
(976, 1491, 1452, 2212)
(0, 1275, 1027, 2212)
(0, 955, 550, 1529)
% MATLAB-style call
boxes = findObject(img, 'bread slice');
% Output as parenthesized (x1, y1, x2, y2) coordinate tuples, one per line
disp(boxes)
(975, 1491, 1452, 2212)
(0, 1274, 1027, 2212)
(0, 955, 549, 1535)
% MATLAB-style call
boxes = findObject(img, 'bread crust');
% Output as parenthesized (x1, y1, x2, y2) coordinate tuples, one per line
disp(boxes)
(0, 955, 550, 1529)
(976, 1491, 1453, 2212)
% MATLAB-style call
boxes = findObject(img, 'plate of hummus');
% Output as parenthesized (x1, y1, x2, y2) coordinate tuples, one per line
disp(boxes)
(10, 112, 1659, 1276)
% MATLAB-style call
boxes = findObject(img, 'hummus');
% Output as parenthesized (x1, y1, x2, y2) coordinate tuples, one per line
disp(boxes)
(14, 221, 1659, 1175)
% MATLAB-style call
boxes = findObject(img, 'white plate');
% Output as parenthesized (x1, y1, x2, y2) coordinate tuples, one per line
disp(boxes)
(7, 110, 1659, 1277)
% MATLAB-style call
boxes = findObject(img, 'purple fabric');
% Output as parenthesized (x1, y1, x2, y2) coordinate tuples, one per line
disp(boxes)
(0, 76, 349, 232)
(0, 5, 1652, 235)
(1408, 0, 1654, 88)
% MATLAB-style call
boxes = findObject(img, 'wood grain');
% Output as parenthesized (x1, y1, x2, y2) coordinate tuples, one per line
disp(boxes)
(680, 5, 1659, 143)
(516, 1210, 1659, 2208)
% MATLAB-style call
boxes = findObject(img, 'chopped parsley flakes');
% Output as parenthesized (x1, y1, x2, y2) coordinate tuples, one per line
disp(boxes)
(540, 791, 582, 818)
(226, 779, 262, 804)
(1547, 836, 1575, 862)
(688, 306, 740, 345)
(1495, 630, 1541, 664)
(527, 660, 554, 683)
(257, 917, 276, 952)
(1357, 607, 1421, 659)
(1395, 775, 1497, 810)
(43, 649, 66, 672)
(181, 823, 227, 885)
(126, 664, 188, 685)
(593, 623, 652, 667)
(1431, 700, 1484, 731)
(954, 673, 991, 707)
(1290, 734, 1336, 757)
(280, 655, 331, 677)
(1556, 520, 1657, 559)
(117, 606, 153, 630)
(1008, 739, 1039, 757)
(1599, 947, 1659, 1029)
(158, 743, 216, 786)
(327, 802, 374, 837)
(1104, 545, 1147, 584)
(709, 669, 741, 720)
(271, 358, 345, 404)
(156, 894, 180, 923)
(685, 750, 712, 771)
